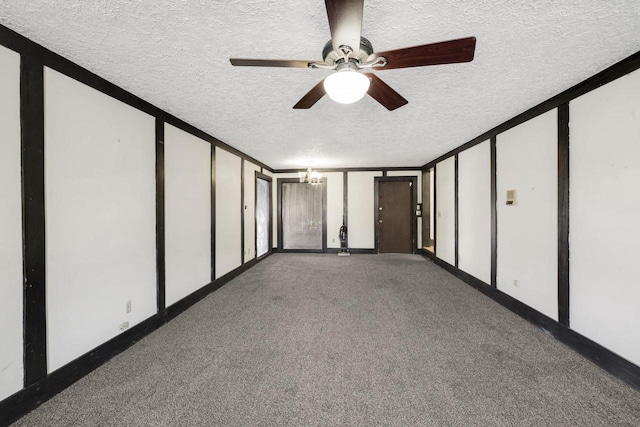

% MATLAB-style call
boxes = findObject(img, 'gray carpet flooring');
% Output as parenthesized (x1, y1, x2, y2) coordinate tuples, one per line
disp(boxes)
(13, 254, 640, 426)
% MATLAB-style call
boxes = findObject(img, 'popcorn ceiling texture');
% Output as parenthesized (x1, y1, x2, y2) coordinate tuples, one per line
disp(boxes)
(1, 1, 639, 169)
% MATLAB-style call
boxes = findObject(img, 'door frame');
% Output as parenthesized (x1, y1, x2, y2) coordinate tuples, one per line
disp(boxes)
(254, 171, 273, 260)
(374, 176, 418, 254)
(277, 177, 328, 253)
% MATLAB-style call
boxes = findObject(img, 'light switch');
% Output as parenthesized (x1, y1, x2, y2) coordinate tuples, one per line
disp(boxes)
(506, 189, 517, 206)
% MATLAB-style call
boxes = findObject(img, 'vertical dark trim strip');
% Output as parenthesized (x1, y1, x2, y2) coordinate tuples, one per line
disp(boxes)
(155, 119, 165, 312)
(240, 159, 245, 265)
(454, 155, 459, 268)
(211, 145, 216, 282)
(490, 136, 497, 288)
(382, 170, 387, 177)
(21, 55, 47, 385)
(558, 104, 570, 326)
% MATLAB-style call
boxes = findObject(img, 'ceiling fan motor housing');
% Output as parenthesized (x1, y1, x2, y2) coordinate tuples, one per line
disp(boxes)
(322, 37, 374, 65)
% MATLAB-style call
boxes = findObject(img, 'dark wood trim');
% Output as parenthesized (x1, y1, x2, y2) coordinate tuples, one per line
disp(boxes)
(272, 248, 377, 255)
(374, 176, 418, 254)
(155, 119, 166, 312)
(454, 154, 459, 268)
(0, 252, 273, 426)
(425, 255, 640, 393)
(490, 137, 497, 288)
(422, 49, 640, 170)
(254, 172, 273, 259)
(274, 166, 420, 174)
(558, 104, 570, 326)
(20, 54, 47, 387)
(276, 178, 328, 251)
(0, 23, 274, 173)
(240, 159, 245, 265)
(382, 170, 387, 177)
(211, 145, 216, 283)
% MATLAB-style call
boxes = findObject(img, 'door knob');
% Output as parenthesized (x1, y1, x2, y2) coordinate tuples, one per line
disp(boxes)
(379, 219, 383, 223)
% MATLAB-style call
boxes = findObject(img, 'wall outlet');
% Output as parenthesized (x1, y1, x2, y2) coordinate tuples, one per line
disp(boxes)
(125, 300, 131, 314)
(513, 279, 520, 287)
(119, 321, 129, 331)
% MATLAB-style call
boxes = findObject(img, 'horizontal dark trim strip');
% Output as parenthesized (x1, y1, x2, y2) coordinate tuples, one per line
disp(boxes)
(273, 166, 422, 174)
(424, 254, 640, 393)
(0, 252, 272, 426)
(272, 248, 378, 254)
(0, 23, 273, 173)
(422, 49, 640, 170)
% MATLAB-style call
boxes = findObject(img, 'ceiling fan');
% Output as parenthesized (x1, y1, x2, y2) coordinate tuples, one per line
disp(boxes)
(230, 0, 476, 111)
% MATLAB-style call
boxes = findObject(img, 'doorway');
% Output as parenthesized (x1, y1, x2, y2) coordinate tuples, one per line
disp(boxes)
(255, 172, 272, 258)
(375, 177, 416, 254)
(277, 178, 327, 252)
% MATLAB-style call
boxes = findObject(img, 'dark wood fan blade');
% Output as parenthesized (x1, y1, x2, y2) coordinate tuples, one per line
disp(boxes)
(369, 37, 476, 70)
(293, 80, 326, 109)
(365, 74, 408, 111)
(230, 58, 314, 68)
(325, 0, 364, 54)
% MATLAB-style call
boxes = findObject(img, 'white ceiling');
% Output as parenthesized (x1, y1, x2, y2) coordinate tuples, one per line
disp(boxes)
(1, 1, 639, 169)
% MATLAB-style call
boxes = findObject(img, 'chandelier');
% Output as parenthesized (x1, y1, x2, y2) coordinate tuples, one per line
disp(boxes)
(298, 167, 322, 184)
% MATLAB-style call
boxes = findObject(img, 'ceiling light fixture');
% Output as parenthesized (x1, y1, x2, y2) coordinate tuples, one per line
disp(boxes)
(298, 167, 322, 184)
(323, 68, 370, 104)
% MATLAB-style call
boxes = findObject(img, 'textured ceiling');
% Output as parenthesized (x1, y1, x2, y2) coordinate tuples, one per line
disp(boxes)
(1, 1, 639, 169)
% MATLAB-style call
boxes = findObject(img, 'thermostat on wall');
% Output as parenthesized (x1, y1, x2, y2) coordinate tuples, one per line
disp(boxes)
(506, 189, 517, 206)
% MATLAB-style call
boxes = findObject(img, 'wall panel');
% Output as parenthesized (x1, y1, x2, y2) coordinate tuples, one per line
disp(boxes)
(215, 147, 242, 278)
(164, 124, 212, 306)
(244, 161, 261, 262)
(347, 171, 382, 249)
(435, 158, 455, 264)
(45, 68, 157, 371)
(570, 68, 640, 366)
(496, 109, 558, 320)
(324, 172, 344, 249)
(458, 141, 491, 284)
(0, 45, 24, 400)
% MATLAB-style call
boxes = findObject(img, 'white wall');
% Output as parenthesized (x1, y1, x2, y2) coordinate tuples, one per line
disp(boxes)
(496, 109, 558, 320)
(348, 171, 382, 249)
(570, 68, 640, 366)
(164, 124, 212, 306)
(0, 45, 24, 400)
(215, 147, 242, 278)
(387, 170, 422, 249)
(324, 172, 344, 249)
(436, 158, 455, 264)
(244, 161, 261, 262)
(458, 141, 491, 284)
(44, 68, 157, 371)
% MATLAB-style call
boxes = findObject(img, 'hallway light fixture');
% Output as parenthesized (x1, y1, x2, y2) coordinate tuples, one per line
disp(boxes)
(298, 167, 322, 184)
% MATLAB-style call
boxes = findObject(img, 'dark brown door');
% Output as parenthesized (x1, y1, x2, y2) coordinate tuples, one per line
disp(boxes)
(378, 180, 413, 253)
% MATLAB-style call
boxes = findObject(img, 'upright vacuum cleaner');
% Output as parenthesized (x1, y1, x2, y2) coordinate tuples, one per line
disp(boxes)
(338, 224, 350, 256)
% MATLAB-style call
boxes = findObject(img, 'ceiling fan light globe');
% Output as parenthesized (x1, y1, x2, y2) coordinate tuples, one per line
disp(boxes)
(324, 70, 370, 104)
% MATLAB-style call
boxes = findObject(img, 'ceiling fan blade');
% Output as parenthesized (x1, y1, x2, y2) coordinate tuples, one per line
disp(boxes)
(230, 58, 315, 68)
(369, 37, 476, 70)
(365, 74, 408, 111)
(293, 80, 326, 109)
(325, 0, 364, 54)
